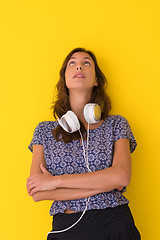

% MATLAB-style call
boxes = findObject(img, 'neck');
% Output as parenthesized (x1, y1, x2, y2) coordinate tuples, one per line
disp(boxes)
(68, 90, 104, 130)
(69, 90, 92, 125)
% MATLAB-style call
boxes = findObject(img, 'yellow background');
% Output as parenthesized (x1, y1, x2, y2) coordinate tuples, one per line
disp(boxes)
(0, 0, 160, 239)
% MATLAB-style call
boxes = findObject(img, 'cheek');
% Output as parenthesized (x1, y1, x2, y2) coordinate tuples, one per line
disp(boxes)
(65, 67, 72, 79)
(89, 69, 96, 82)
(87, 66, 96, 76)
(64, 70, 71, 88)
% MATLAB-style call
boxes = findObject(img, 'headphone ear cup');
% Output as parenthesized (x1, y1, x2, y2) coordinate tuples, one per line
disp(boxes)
(58, 111, 80, 133)
(83, 103, 101, 124)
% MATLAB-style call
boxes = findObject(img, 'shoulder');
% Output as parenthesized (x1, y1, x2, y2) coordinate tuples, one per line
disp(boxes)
(34, 121, 59, 132)
(106, 115, 129, 126)
(104, 115, 132, 135)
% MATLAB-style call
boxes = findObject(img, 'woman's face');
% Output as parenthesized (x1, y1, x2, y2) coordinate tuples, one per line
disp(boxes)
(65, 52, 98, 93)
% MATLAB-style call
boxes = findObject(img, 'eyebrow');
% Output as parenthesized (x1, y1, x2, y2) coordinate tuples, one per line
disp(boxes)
(69, 56, 93, 61)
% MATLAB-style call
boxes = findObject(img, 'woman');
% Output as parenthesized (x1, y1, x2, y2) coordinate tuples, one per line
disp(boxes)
(27, 47, 141, 239)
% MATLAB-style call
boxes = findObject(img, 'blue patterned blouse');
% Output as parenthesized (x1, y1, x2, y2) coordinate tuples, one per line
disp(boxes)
(28, 115, 137, 216)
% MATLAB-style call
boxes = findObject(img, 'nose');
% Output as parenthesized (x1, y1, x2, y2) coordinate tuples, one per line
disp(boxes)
(76, 65, 83, 70)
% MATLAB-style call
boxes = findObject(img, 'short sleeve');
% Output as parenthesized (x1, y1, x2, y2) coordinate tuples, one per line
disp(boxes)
(113, 115, 137, 153)
(28, 122, 44, 153)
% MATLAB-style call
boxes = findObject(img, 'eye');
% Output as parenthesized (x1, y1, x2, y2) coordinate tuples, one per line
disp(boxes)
(84, 61, 91, 65)
(68, 61, 75, 66)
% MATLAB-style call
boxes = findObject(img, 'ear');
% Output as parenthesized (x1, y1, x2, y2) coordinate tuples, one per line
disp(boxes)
(95, 77, 98, 86)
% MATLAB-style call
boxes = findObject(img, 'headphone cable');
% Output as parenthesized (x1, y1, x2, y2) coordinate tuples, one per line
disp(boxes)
(47, 125, 91, 236)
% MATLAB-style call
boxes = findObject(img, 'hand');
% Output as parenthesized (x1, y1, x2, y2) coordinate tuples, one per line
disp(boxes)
(27, 164, 58, 196)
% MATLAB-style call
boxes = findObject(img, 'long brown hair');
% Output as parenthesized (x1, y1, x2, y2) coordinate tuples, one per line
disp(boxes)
(52, 47, 111, 143)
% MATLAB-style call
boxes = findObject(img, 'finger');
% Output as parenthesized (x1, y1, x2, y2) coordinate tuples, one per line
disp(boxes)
(30, 186, 39, 196)
(28, 182, 37, 190)
(27, 183, 36, 195)
(27, 178, 36, 187)
(26, 183, 31, 195)
(27, 174, 39, 182)
(27, 176, 34, 182)
(27, 175, 39, 185)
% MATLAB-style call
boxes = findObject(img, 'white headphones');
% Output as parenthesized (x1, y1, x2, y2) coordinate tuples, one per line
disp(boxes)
(47, 103, 101, 237)
(58, 103, 101, 133)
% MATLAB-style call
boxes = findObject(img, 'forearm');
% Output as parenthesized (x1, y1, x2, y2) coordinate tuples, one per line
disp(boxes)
(28, 139, 131, 196)
(32, 188, 102, 202)
(56, 166, 129, 192)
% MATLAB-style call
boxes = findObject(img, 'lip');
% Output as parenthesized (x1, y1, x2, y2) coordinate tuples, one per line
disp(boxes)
(73, 73, 85, 78)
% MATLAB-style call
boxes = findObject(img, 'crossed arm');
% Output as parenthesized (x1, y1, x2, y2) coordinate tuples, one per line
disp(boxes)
(26, 138, 132, 202)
